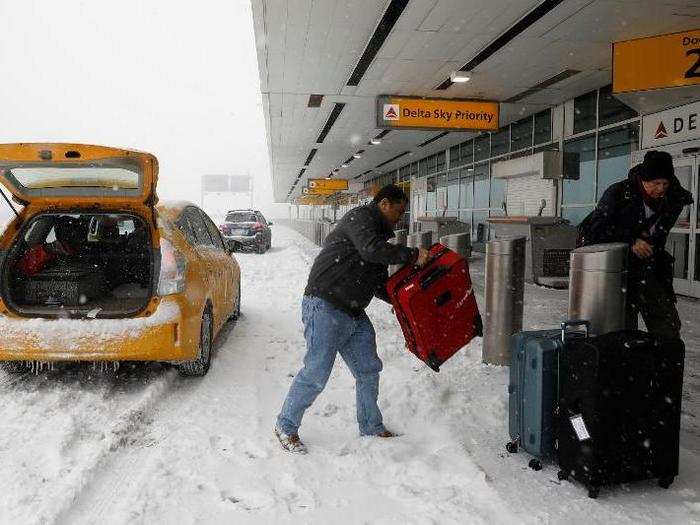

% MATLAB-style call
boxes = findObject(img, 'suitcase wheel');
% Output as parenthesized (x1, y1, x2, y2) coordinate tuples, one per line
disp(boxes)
(528, 459, 542, 471)
(658, 476, 674, 489)
(474, 314, 483, 338)
(505, 441, 518, 454)
(557, 470, 569, 481)
(426, 354, 441, 373)
(587, 486, 600, 499)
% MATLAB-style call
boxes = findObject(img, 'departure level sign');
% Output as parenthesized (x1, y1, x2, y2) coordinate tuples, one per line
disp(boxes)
(613, 29, 700, 94)
(376, 95, 499, 131)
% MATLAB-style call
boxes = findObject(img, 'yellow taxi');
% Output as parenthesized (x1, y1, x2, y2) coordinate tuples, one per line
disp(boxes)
(0, 143, 241, 376)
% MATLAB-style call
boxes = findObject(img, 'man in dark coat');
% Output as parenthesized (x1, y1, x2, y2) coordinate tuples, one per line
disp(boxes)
(275, 184, 429, 453)
(579, 150, 693, 338)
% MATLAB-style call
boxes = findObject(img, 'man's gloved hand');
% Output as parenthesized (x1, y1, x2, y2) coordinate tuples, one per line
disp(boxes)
(632, 238, 653, 259)
(415, 247, 430, 268)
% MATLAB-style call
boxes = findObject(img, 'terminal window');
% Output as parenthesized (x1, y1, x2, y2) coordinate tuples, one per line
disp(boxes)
(596, 123, 639, 200)
(573, 91, 597, 134)
(598, 85, 637, 128)
(511, 117, 533, 152)
(563, 135, 596, 206)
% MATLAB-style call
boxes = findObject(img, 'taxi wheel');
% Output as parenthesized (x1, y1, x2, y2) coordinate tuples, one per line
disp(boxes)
(178, 308, 213, 377)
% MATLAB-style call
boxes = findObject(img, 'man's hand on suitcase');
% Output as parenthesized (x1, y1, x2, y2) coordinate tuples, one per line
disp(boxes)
(415, 248, 430, 268)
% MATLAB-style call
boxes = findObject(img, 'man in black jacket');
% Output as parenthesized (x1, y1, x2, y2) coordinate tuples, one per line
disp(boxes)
(275, 185, 429, 453)
(578, 150, 693, 338)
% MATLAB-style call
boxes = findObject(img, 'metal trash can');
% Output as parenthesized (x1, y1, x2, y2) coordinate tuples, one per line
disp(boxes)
(440, 232, 472, 258)
(393, 229, 408, 246)
(389, 229, 409, 276)
(568, 243, 628, 336)
(483, 236, 526, 366)
(407, 231, 433, 250)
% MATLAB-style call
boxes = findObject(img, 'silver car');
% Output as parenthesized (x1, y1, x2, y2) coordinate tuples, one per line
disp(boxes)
(219, 210, 272, 254)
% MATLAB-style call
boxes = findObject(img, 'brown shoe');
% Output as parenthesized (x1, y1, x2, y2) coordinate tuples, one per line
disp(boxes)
(375, 430, 398, 438)
(274, 427, 308, 454)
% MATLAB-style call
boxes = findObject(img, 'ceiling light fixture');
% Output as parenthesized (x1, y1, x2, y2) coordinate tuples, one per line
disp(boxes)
(450, 71, 471, 83)
(370, 138, 382, 145)
(341, 163, 349, 168)
(353, 153, 362, 159)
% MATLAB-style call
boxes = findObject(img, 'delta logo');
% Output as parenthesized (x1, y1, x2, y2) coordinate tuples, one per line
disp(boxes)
(383, 104, 400, 121)
(654, 121, 668, 140)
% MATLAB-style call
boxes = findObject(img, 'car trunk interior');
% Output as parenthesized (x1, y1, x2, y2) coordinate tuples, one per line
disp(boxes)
(2, 211, 153, 318)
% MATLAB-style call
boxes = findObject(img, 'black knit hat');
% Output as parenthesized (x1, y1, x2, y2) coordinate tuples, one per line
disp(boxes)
(641, 150, 674, 181)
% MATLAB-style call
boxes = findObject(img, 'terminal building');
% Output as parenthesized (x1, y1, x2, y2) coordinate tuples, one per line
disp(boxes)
(251, 1, 700, 297)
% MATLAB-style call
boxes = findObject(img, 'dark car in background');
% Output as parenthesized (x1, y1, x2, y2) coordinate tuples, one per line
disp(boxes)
(219, 210, 272, 254)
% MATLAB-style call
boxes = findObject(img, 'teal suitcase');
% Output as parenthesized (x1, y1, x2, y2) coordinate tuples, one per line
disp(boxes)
(506, 321, 588, 469)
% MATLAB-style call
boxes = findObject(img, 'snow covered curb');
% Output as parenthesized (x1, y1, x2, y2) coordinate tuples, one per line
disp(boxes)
(0, 300, 180, 351)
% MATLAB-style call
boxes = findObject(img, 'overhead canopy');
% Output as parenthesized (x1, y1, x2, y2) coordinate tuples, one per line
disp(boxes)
(251, 0, 700, 202)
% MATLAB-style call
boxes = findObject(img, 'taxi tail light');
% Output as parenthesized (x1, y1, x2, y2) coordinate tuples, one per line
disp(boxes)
(252, 222, 264, 232)
(157, 238, 187, 296)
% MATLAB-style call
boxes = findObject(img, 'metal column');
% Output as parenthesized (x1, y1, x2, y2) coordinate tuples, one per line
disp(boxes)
(440, 232, 472, 258)
(568, 243, 628, 336)
(407, 231, 433, 250)
(483, 236, 526, 365)
(389, 229, 409, 275)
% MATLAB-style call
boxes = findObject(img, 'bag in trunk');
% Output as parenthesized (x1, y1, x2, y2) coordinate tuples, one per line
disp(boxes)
(23, 261, 107, 307)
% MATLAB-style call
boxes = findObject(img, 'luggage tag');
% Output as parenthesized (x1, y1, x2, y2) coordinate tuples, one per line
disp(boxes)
(569, 414, 591, 441)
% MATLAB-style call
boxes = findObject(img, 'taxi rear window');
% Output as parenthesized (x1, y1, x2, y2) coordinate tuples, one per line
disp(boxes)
(9, 167, 138, 190)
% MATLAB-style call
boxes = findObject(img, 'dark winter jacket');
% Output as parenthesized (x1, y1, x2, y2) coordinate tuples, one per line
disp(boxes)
(579, 164, 694, 293)
(304, 204, 417, 316)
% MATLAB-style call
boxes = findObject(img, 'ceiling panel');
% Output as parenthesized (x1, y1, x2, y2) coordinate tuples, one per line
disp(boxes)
(251, 0, 700, 200)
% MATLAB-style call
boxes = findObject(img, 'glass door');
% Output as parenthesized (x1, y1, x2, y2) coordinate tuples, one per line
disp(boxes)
(691, 157, 700, 298)
(667, 156, 698, 297)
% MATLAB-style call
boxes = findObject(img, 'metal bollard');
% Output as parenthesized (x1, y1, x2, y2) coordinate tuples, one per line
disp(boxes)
(407, 231, 433, 250)
(440, 232, 472, 258)
(389, 229, 409, 276)
(568, 243, 628, 336)
(393, 229, 408, 246)
(483, 236, 526, 365)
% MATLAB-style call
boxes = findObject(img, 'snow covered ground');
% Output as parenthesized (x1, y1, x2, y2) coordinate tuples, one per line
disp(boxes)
(1, 225, 699, 524)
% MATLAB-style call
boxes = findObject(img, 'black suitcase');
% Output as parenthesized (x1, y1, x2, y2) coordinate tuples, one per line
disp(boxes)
(557, 330, 685, 498)
(24, 262, 106, 306)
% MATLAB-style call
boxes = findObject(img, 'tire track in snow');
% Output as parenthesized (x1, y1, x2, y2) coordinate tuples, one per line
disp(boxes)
(51, 368, 176, 525)
(0, 365, 177, 524)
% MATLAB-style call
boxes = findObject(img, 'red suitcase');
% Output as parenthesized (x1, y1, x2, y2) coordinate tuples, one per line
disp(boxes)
(387, 243, 482, 372)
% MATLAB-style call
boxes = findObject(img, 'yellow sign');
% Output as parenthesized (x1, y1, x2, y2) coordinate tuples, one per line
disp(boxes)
(308, 178, 348, 191)
(377, 95, 499, 131)
(303, 186, 337, 196)
(613, 29, 700, 94)
(296, 194, 326, 205)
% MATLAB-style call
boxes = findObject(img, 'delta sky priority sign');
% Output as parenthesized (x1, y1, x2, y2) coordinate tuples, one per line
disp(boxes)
(376, 95, 499, 132)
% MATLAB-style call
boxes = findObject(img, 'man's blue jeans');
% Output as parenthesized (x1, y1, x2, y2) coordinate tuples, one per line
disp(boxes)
(277, 296, 386, 437)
